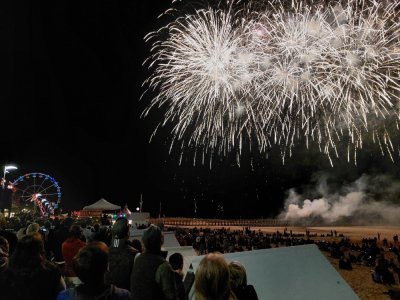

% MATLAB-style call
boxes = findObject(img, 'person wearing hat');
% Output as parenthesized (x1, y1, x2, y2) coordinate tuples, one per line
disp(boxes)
(130, 224, 177, 300)
(105, 217, 139, 290)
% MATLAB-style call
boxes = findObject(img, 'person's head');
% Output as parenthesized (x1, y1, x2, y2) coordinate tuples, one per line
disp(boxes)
(142, 225, 163, 253)
(62, 217, 74, 229)
(228, 261, 247, 293)
(169, 252, 184, 271)
(9, 233, 45, 269)
(73, 241, 109, 286)
(69, 225, 83, 239)
(168, 252, 183, 271)
(26, 223, 40, 235)
(111, 217, 130, 240)
(195, 253, 233, 300)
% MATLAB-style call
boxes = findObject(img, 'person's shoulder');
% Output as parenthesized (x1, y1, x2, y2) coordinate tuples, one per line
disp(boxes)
(112, 285, 131, 300)
(43, 260, 62, 275)
(244, 284, 258, 300)
(56, 288, 74, 300)
(157, 260, 174, 275)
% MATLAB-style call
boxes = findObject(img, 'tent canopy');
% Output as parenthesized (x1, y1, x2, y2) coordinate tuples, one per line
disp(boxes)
(83, 198, 121, 211)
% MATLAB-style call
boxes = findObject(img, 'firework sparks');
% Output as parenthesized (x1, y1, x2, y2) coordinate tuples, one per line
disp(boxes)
(143, 0, 400, 165)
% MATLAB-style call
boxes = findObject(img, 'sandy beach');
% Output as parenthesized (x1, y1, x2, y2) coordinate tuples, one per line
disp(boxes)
(254, 226, 400, 299)
(174, 225, 400, 299)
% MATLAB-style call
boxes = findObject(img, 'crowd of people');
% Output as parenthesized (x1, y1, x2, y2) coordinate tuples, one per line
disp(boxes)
(171, 226, 400, 291)
(2, 211, 400, 299)
(0, 213, 258, 300)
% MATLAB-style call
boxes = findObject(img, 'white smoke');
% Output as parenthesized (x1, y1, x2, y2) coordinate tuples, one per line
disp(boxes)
(279, 174, 400, 225)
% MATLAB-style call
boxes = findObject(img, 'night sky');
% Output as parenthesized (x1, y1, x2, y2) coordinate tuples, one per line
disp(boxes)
(2, 1, 400, 219)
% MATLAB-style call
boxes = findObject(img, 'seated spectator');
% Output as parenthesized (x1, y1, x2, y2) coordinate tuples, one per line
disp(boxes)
(130, 224, 177, 300)
(228, 261, 258, 300)
(169, 252, 186, 300)
(62, 225, 86, 276)
(372, 256, 396, 285)
(57, 241, 130, 300)
(0, 236, 9, 272)
(195, 253, 236, 300)
(3, 233, 65, 300)
(105, 217, 138, 290)
(339, 256, 353, 270)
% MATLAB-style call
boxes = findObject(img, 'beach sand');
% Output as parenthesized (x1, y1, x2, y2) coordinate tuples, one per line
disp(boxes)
(257, 226, 400, 300)
(176, 225, 400, 299)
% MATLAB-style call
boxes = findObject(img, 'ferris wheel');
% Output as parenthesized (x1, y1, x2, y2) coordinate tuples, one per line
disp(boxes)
(12, 173, 61, 216)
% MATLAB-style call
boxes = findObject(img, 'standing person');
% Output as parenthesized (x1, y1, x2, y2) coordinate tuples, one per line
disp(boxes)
(0, 213, 17, 254)
(130, 225, 177, 300)
(48, 217, 73, 264)
(169, 253, 186, 300)
(62, 225, 86, 276)
(57, 241, 130, 300)
(105, 217, 138, 290)
(228, 261, 258, 300)
(194, 253, 236, 300)
(3, 233, 65, 300)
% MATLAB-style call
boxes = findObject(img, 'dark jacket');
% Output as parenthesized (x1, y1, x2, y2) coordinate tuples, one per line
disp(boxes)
(1, 260, 63, 300)
(234, 284, 258, 300)
(130, 252, 177, 300)
(105, 239, 138, 290)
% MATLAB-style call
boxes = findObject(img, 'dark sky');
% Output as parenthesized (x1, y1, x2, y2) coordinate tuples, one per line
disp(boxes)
(1, 1, 399, 218)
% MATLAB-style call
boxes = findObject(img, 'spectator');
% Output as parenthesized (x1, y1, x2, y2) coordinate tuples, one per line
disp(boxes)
(0, 236, 9, 272)
(92, 225, 112, 246)
(194, 253, 236, 300)
(0, 213, 17, 254)
(339, 256, 353, 270)
(48, 217, 73, 264)
(105, 217, 138, 290)
(26, 222, 40, 236)
(3, 233, 65, 300)
(130, 224, 177, 300)
(62, 225, 86, 276)
(81, 222, 93, 242)
(57, 241, 130, 300)
(228, 261, 258, 300)
(372, 255, 395, 285)
(169, 253, 186, 300)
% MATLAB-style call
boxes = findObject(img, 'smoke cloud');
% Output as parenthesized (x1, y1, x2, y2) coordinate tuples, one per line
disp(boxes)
(279, 174, 400, 225)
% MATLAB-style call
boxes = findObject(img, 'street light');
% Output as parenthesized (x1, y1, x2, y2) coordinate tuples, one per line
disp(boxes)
(2, 165, 17, 189)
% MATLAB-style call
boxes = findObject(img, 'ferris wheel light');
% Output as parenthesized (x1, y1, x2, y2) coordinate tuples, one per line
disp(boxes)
(13, 172, 61, 217)
(4, 165, 17, 171)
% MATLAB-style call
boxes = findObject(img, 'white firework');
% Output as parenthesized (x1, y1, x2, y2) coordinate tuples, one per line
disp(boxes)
(143, 6, 256, 157)
(143, 0, 400, 165)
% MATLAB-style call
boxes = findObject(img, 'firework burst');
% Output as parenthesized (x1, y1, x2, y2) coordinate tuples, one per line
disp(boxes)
(143, 0, 400, 165)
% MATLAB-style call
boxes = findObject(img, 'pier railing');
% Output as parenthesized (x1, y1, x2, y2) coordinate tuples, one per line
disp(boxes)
(149, 217, 290, 227)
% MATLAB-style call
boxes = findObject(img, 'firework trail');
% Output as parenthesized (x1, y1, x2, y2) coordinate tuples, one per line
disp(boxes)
(143, 0, 400, 165)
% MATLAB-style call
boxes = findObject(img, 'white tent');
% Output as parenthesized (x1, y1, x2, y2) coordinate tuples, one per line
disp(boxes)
(83, 198, 121, 211)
